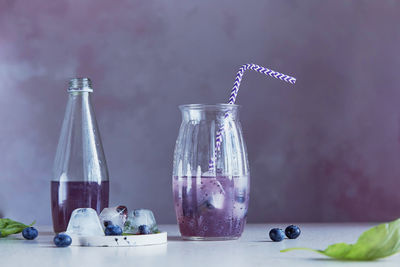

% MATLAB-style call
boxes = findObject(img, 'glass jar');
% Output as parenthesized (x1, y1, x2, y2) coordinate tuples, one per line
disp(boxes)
(172, 104, 250, 240)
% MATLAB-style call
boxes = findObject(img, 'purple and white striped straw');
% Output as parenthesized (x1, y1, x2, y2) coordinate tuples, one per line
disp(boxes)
(209, 63, 296, 170)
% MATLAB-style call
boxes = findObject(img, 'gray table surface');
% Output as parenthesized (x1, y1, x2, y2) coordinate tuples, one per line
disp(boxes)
(1, 223, 399, 267)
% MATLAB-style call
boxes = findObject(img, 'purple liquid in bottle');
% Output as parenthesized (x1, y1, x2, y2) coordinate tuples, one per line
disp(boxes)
(173, 175, 249, 240)
(51, 181, 109, 233)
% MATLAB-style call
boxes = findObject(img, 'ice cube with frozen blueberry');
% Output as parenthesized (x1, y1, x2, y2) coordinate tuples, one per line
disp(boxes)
(197, 177, 226, 212)
(124, 209, 158, 234)
(232, 185, 248, 218)
(99, 206, 128, 229)
(66, 208, 105, 236)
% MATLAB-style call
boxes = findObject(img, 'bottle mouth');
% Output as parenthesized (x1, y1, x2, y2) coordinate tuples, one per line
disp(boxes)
(179, 103, 241, 111)
(68, 77, 93, 93)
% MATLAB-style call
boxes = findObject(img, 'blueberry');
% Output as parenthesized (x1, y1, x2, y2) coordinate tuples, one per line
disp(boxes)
(198, 200, 214, 210)
(235, 190, 246, 203)
(285, 225, 301, 239)
(138, 225, 151, 235)
(204, 201, 215, 209)
(105, 225, 123, 236)
(54, 233, 72, 247)
(269, 228, 285, 242)
(235, 196, 246, 203)
(22, 227, 38, 240)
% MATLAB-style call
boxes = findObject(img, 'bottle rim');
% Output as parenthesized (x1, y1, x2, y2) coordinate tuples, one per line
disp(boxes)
(68, 77, 93, 93)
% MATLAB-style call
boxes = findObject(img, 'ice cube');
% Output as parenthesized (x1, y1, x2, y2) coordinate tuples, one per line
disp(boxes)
(198, 193, 225, 212)
(202, 171, 215, 177)
(198, 178, 225, 210)
(66, 208, 105, 236)
(99, 206, 128, 229)
(124, 209, 158, 234)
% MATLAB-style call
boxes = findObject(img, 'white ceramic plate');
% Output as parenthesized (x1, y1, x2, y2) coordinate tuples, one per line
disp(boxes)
(70, 232, 167, 247)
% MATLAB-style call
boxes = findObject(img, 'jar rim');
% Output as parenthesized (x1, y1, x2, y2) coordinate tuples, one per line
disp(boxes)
(179, 103, 241, 111)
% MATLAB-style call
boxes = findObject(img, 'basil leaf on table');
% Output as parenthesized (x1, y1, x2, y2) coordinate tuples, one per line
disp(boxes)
(281, 218, 400, 261)
(0, 218, 35, 237)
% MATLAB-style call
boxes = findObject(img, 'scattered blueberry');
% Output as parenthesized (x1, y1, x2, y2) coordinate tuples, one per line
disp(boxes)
(105, 225, 123, 236)
(269, 228, 285, 242)
(138, 225, 151, 235)
(22, 227, 38, 240)
(103, 220, 113, 227)
(285, 225, 301, 239)
(54, 233, 72, 247)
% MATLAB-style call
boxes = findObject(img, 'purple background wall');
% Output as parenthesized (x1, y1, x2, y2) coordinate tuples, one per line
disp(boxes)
(0, 1, 399, 225)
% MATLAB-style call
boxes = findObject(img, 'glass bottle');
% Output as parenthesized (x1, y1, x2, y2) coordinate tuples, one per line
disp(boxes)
(172, 104, 250, 240)
(51, 78, 109, 233)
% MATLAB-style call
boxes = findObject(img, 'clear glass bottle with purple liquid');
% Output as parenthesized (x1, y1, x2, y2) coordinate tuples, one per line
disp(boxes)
(173, 104, 249, 240)
(51, 78, 109, 233)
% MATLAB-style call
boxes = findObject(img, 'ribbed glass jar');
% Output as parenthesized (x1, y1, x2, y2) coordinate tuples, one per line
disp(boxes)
(172, 104, 250, 240)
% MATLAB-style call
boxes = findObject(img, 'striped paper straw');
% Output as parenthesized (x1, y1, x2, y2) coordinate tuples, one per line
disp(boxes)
(209, 63, 296, 170)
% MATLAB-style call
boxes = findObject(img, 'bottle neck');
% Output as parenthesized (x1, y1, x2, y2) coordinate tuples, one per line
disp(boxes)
(68, 91, 91, 96)
(53, 85, 108, 182)
(67, 91, 92, 107)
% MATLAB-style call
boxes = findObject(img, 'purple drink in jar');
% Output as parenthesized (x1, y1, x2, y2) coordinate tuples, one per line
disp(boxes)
(172, 104, 250, 240)
(173, 175, 249, 239)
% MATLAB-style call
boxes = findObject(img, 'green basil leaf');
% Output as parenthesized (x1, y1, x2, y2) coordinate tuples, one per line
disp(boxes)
(281, 218, 400, 261)
(0, 218, 35, 237)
